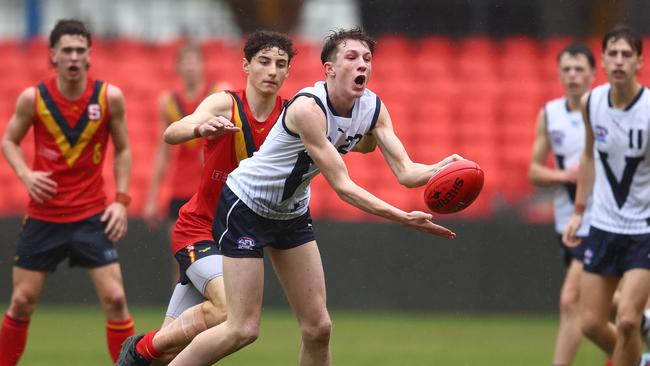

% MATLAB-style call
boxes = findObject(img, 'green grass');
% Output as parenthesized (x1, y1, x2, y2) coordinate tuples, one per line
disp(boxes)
(16, 306, 604, 365)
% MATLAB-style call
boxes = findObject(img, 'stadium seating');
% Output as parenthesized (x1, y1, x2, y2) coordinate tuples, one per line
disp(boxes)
(2, 34, 646, 221)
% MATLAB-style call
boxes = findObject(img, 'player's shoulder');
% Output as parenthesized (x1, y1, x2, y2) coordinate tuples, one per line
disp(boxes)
(545, 96, 566, 110)
(103, 82, 125, 102)
(16, 86, 37, 104)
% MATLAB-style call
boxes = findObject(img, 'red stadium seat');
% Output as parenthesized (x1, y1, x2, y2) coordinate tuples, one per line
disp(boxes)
(417, 35, 455, 59)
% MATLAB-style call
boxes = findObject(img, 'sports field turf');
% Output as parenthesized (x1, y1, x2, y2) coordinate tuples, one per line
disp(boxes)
(16, 305, 604, 365)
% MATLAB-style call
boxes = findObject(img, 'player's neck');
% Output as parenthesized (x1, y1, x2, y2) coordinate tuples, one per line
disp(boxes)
(56, 74, 87, 100)
(325, 84, 354, 117)
(183, 79, 205, 100)
(245, 87, 277, 121)
(609, 80, 642, 109)
(566, 95, 582, 111)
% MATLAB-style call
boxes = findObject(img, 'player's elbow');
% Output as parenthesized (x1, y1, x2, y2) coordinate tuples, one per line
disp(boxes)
(396, 173, 419, 188)
(163, 129, 180, 145)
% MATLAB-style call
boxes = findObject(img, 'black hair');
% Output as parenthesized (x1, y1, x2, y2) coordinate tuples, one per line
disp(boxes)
(49, 19, 91, 48)
(557, 42, 595, 68)
(602, 24, 642, 56)
(320, 27, 376, 64)
(243, 30, 297, 63)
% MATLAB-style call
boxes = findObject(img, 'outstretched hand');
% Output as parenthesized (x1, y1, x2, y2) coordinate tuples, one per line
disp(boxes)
(21, 170, 57, 203)
(197, 116, 241, 139)
(402, 210, 456, 239)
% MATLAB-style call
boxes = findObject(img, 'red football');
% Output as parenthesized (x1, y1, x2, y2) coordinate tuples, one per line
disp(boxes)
(424, 159, 484, 214)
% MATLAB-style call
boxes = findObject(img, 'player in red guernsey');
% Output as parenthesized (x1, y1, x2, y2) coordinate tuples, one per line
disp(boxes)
(0, 19, 134, 365)
(117, 30, 297, 365)
(143, 42, 231, 283)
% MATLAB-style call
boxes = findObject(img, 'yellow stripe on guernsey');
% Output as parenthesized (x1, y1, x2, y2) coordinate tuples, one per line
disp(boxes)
(230, 94, 250, 164)
(106, 320, 135, 331)
(167, 94, 200, 149)
(36, 83, 108, 167)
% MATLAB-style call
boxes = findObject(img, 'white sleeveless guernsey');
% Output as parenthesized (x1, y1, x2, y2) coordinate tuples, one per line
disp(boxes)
(587, 83, 650, 234)
(226, 81, 381, 220)
(545, 97, 592, 237)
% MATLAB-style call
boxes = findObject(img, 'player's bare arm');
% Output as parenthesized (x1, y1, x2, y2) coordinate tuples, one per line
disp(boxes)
(563, 93, 595, 247)
(101, 84, 131, 242)
(529, 108, 578, 186)
(372, 103, 462, 187)
(287, 97, 455, 238)
(1, 87, 58, 203)
(163, 92, 239, 144)
(350, 132, 377, 153)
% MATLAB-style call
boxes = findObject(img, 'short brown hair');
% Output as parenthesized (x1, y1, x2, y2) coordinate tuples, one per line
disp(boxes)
(49, 19, 91, 48)
(602, 24, 642, 56)
(320, 27, 376, 64)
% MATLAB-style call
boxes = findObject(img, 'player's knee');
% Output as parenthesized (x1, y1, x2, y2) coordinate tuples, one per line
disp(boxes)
(201, 300, 226, 327)
(559, 289, 580, 315)
(9, 290, 38, 318)
(616, 314, 641, 337)
(101, 290, 128, 314)
(232, 321, 259, 347)
(301, 317, 332, 345)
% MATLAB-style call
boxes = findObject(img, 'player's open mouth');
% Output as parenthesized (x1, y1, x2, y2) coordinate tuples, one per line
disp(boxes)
(354, 75, 366, 86)
(68, 66, 80, 73)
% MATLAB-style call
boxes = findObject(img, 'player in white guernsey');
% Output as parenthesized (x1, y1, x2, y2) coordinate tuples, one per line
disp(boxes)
(167, 28, 460, 366)
(529, 43, 595, 366)
(563, 25, 650, 366)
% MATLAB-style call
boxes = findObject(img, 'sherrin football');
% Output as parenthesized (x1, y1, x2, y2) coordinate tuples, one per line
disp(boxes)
(424, 159, 484, 214)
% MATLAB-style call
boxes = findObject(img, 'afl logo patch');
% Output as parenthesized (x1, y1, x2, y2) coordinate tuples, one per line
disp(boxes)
(550, 130, 565, 146)
(237, 236, 256, 250)
(594, 125, 608, 143)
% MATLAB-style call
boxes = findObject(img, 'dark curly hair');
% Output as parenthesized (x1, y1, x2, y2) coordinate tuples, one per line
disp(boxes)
(243, 30, 297, 63)
(320, 27, 375, 64)
(49, 19, 91, 48)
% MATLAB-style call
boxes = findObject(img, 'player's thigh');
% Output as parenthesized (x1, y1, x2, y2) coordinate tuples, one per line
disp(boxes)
(165, 282, 205, 319)
(87, 262, 126, 299)
(561, 259, 583, 299)
(161, 315, 175, 328)
(203, 276, 227, 327)
(618, 269, 650, 316)
(222, 256, 265, 325)
(580, 271, 619, 322)
(267, 241, 327, 319)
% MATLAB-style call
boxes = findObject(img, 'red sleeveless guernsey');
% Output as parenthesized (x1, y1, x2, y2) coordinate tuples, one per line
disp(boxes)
(171, 90, 284, 253)
(28, 77, 110, 223)
(164, 84, 212, 199)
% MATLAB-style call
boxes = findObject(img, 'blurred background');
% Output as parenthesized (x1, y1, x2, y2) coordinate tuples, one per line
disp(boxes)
(0, 1, 649, 363)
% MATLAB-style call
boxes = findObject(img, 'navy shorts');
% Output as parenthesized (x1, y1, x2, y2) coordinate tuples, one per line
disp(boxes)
(556, 234, 585, 266)
(174, 240, 220, 285)
(168, 197, 190, 219)
(14, 213, 118, 272)
(582, 227, 650, 277)
(213, 185, 316, 258)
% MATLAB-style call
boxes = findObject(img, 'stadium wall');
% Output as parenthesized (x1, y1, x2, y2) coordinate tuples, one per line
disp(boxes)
(0, 215, 564, 313)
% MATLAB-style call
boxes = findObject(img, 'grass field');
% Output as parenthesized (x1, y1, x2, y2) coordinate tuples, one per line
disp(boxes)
(15, 305, 605, 365)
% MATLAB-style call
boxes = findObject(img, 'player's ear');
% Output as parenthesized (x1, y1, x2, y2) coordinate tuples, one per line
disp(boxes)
(49, 47, 57, 66)
(323, 61, 335, 77)
(242, 57, 250, 74)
